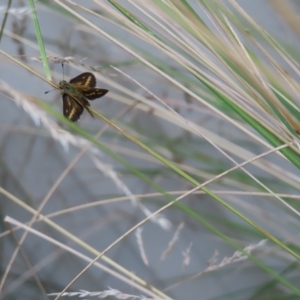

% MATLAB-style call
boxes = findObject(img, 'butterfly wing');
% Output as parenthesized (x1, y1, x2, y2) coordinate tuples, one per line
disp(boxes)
(62, 94, 84, 122)
(70, 72, 96, 87)
(70, 72, 108, 100)
(78, 87, 109, 100)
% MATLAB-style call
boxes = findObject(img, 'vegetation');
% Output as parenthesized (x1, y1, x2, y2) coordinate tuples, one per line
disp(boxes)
(1, 1, 300, 299)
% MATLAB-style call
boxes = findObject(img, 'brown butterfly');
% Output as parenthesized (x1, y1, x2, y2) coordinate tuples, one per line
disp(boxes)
(58, 72, 108, 122)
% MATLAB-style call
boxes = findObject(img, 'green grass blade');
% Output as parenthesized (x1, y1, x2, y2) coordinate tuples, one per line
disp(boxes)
(28, 0, 51, 80)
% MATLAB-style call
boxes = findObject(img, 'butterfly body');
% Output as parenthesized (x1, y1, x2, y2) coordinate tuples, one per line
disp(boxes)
(58, 72, 108, 122)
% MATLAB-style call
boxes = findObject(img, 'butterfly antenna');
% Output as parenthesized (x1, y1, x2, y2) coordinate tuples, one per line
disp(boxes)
(62, 62, 65, 80)
(45, 87, 56, 94)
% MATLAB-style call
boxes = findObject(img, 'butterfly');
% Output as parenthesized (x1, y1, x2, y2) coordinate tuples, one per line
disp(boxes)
(58, 72, 108, 122)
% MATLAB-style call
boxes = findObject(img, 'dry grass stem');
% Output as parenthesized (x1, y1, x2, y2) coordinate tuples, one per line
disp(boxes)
(161, 222, 185, 261)
(135, 228, 149, 266)
(165, 240, 267, 291)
